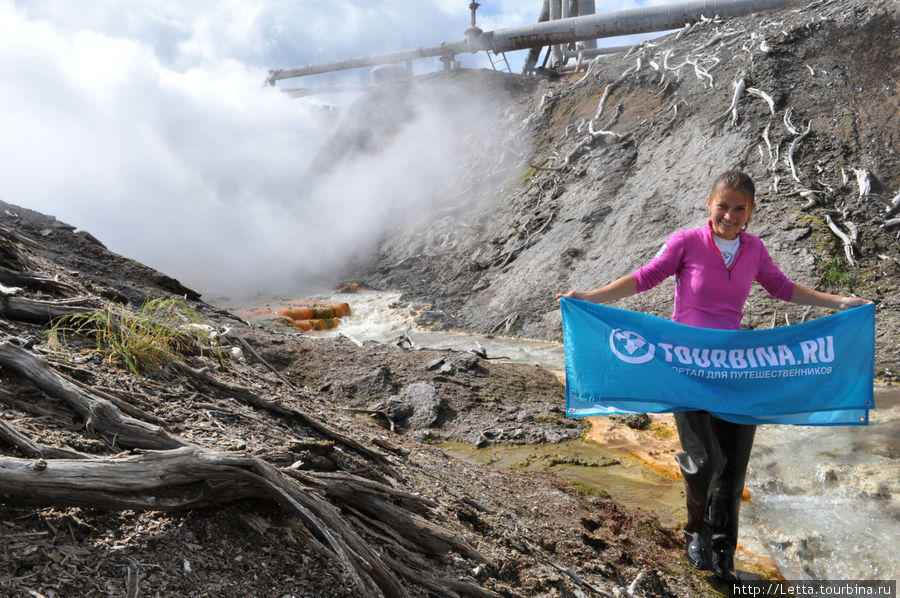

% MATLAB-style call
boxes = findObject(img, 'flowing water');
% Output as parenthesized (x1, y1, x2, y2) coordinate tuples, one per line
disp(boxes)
(230, 290, 899, 582)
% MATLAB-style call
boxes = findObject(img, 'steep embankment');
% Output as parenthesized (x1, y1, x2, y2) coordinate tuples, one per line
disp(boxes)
(347, 0, 899, 376)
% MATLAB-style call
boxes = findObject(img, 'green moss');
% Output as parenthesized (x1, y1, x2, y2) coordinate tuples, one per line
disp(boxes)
(650, 422, 677, 439)
(519, 166, 536, 184)
(571, 480, 610, 497)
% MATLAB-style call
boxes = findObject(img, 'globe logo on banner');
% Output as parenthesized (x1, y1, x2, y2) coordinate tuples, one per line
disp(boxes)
(609, 329, 655, 364)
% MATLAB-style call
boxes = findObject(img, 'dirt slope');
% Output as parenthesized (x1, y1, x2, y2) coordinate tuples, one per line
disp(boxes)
(1, 200, 720, 596)
(351, 0, 900, 377)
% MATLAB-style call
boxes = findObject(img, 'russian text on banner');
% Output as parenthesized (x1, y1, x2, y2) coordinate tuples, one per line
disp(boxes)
(560, 298, 875, 425)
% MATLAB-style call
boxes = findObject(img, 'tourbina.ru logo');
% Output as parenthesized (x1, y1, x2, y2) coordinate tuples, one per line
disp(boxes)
(608, 330, 835, 369)
(609, 329, 656, 364)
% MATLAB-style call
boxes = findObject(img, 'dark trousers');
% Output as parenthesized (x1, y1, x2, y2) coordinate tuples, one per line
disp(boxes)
(674, 411, 756, 551)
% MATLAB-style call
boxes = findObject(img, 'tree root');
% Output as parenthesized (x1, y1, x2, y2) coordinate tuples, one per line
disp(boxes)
(825, 214, 857, 267)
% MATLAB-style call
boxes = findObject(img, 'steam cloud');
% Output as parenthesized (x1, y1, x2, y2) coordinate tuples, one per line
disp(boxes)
(0, 0, 656, 301)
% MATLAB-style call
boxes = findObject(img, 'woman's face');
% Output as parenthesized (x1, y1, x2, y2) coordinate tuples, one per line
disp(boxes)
(707, 188, 754, 240)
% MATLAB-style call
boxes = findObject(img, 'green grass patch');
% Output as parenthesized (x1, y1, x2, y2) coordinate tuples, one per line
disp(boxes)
(47, 297, 211, 375)
(818, 256, 859, 287)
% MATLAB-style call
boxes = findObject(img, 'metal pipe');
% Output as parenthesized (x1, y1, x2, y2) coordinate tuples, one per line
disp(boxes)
(549, 0, 563, 67)
(267, 41, 468, 84)
(485, 0, 791, 54)
(523, 0, 551, 73)
(267, 0, 791, 83)
(564, 45, 632, 58)
(578, 0, 597, 49)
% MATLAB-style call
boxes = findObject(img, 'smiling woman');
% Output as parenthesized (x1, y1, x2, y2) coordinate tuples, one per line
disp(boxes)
(556, 169, 872, 582)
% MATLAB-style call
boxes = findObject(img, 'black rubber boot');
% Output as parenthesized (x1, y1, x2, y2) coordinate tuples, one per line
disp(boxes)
(674, 412, 755, 580)
(711, 541, 739, 582)
(684, 528, 712, 570)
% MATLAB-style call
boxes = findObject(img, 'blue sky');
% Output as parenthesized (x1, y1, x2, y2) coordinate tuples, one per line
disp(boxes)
(0, 0, 672, 298)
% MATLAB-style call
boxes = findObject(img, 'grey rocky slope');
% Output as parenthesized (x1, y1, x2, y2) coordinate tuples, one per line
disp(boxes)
(341, 0, 899, 377)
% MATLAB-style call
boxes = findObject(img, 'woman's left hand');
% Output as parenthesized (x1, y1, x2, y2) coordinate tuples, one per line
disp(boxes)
(837, 296, 874, 311)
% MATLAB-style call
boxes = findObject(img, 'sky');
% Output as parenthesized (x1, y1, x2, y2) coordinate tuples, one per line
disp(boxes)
(0, 0, 669, 301)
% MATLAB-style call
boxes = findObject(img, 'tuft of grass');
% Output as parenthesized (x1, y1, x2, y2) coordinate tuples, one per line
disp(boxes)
(818, 256, 859, 287)
(47, 297, 210, 375)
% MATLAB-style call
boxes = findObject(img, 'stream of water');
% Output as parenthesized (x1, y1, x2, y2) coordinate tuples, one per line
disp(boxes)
(229, 290, 898, 582)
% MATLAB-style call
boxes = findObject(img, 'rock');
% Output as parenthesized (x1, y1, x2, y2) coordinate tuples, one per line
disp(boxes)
(438, 363, 455, 375)
(782, 226, 811, 242)
(349, 365, 395, 398)
(472, 433, 490, 448)
(609, 413, 651, 430)
(400, 382, 444, 428)
(452, 352, 482, 372)
(385, 395, 413, 422)
(425, 357, 445, 371)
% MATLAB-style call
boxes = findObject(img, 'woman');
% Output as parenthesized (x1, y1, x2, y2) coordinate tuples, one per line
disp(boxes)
(556, 170, 871, 581)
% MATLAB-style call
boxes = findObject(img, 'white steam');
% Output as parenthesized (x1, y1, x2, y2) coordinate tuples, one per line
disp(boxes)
(0, 1, 519, 300)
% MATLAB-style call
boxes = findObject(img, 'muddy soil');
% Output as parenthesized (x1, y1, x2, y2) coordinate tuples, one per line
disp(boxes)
(1, 199, 726, 597)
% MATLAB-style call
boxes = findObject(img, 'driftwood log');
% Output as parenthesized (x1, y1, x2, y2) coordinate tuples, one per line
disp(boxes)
(0, 445, 498, 598)
(0, 265, 79, 295)
(0, 295, 93, 324)
(0, 341, 184, 450)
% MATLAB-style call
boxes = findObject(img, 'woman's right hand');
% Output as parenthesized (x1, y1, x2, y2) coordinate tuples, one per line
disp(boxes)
(556, 290, 581, 302)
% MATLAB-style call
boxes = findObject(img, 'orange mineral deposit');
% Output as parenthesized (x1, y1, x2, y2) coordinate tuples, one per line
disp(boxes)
(277, 307, 315, 320)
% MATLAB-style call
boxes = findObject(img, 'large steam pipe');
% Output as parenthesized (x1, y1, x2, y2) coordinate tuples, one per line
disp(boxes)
(483, 0, 791, 54)
(578, 0, 597, 49)
(267, 0, 791, 84)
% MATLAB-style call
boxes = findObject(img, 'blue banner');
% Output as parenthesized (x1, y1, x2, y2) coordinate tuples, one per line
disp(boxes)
(561, 299, 875, 425)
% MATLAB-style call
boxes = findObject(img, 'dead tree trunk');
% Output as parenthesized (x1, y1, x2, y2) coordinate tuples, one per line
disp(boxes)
(0, 341, 184, 450)
(0, 295, 92, 324)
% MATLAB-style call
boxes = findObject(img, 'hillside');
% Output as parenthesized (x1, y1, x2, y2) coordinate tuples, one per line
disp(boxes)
(349, 0, 899, 377)
(1, 203, 715, 595)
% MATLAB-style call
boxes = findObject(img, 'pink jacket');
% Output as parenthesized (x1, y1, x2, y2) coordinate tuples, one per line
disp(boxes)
(632, 222, 795, 330)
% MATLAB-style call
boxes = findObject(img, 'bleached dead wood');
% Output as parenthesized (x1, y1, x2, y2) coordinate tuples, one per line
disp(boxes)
(886, 189, 900, 217)
(852, 168, 871, 204)
(0, 419, 90, 459)
(0, 341, 185, 450)
(683, 57, 714, 87)
(588, 120, 623, 140)
(572, 57, 601, 89)
(762, 124, 773, 162)
(785, 119, 812, 182)
(799, 190, 823, 211)
(712, 73, 746, 125)
(783, 107, 800, 135)
(0, 266, 79, 296)
(0, 294, 93, 324)
(746, 87, 775, 114)
(595, 63, 638, 121)
(825, 214, 857, 267)
(0, 447, 402, 597)
(696, 28, 745, 51)
(626, 571, 646, 598)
